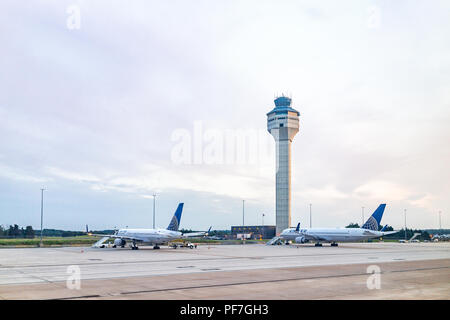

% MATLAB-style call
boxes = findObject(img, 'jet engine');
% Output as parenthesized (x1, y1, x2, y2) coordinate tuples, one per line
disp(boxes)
(114, 238, 126, 247)
(295, 236, 307, 243)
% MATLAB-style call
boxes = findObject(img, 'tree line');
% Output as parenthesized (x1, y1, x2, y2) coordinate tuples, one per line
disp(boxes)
(0, 225, 35, 238)
(0, 225, 90, 238)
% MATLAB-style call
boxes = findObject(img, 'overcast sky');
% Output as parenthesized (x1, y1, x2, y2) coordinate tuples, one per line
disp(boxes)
(1, 0, 449, 231)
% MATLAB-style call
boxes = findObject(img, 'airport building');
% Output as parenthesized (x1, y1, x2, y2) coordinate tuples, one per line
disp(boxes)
(267, 96, 300, 235)
(231, 225, 276, 240)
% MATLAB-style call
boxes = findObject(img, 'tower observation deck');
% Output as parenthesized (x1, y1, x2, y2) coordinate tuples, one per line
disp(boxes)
(267, 96, 300, 235)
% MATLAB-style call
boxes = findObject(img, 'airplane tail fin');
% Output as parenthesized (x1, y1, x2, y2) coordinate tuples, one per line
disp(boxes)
(167, 203, 184, 231)
(295, 222, 300, 232)
(362, 204, 386, 231)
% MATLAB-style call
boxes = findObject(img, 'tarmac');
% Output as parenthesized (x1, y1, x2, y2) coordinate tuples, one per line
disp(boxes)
(0, 242, 449, 299)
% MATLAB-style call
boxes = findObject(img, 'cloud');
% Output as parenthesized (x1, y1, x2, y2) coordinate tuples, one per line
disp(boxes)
(409, 193, 436, 210)
(353, 180, 413, 201)
(45, 166, 101, 184)
(0, 1, 449, 229)
(0, 164, 49, 183)
(295, 185, 349, 201)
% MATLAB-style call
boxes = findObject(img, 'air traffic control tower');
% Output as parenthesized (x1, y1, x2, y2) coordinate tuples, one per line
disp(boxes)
(267, 96, 300, 235)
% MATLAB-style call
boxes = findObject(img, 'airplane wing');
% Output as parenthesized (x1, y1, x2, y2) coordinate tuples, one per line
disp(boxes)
(88, 233, 113, 237)
(181, 226, 212, 238)
(88, 233, 144, 242)
(381, 230, 399, 236)
(362, 230, 379, 236)
(181, 232, 207, 238)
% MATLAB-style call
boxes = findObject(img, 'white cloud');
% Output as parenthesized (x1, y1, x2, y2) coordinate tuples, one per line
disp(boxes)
(0, 0, 449, 229)
(410, 193, 436, 210)
(0, 164, 49, 183)
(295, 185, 349, 201)
(45, 167, 100, 184)
(353, 180, 413, 201)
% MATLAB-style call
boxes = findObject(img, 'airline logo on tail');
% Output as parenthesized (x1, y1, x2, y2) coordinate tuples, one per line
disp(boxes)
(361, 204, 386, 231)
(167, 203, 184, 231)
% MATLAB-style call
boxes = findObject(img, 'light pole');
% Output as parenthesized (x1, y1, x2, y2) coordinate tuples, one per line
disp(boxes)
(404, 209, 407, 241)
(439, 210, 442, 231)
(40, 188, 45, 247)
(362, 206, 365, 226)
(152, 193, 157, 229)
(242, 200, 245, 226)
(262, 213, 265, 226)
(309, 203, 312, 228)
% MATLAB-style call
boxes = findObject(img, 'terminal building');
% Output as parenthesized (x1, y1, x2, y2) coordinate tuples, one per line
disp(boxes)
(231, 225, 276, 240)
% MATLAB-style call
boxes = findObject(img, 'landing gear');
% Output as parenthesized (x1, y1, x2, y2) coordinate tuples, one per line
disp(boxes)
(153, 245, 160, 250)
(331, 242, 338, 247)
(315, 243, 323, 247)
(131, 241, 139, 250)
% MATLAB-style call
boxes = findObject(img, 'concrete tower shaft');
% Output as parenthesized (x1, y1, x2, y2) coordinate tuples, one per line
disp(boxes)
(267, 96, 300, 235)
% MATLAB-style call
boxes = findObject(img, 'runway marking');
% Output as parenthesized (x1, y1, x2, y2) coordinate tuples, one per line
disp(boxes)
(58, 294, 101, 299)
(53, 264, 450, 300)
(2, 249, 448, 269)
(5, 267, 54, 284)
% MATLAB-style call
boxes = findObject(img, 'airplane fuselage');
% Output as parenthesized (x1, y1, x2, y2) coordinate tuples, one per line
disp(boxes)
(116, 228, 182, 244)
(280, 227, 388, 243)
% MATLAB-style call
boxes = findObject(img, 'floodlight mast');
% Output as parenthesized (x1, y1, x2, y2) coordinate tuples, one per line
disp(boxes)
(152, 193, 157, 229)
(39, 188, 45, 247)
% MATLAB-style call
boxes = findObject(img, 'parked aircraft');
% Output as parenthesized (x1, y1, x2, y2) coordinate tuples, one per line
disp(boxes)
(280, 204, 398, 246)
(91, 203, 208, 250)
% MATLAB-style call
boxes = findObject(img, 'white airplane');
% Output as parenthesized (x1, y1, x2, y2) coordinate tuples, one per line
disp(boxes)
(280, 204, 398, 246)
(92, 203, 208, 250)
